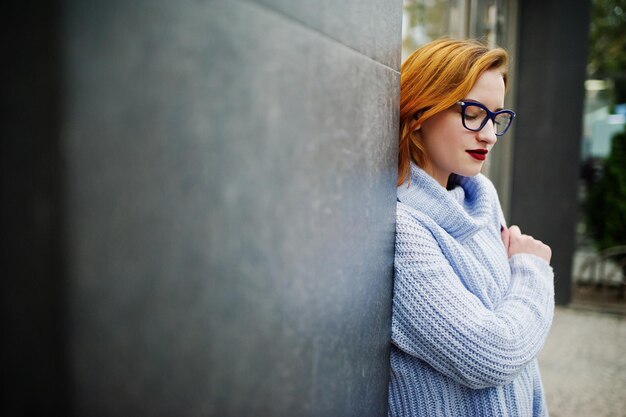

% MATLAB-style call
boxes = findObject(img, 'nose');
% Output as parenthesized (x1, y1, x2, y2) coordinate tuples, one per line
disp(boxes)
(477, 118, 498, 145)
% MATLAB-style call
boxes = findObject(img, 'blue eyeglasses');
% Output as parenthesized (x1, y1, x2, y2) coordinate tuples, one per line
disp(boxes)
(457, 101, 516, 136)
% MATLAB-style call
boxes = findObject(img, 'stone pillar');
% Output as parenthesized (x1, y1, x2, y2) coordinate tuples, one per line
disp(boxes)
(512, 0, 591, 305)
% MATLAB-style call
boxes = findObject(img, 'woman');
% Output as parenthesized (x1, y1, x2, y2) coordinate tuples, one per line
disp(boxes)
(389, 39, 554, 416)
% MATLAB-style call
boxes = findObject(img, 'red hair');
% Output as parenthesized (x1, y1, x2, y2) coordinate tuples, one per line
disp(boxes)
(398, 39, 509, 186)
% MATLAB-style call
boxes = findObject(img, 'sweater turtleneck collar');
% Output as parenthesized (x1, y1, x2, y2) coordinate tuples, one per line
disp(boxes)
(397, 163, 493, 241)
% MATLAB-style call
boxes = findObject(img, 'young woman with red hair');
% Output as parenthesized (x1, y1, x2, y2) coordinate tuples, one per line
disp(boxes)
(389, 39, 554, 417)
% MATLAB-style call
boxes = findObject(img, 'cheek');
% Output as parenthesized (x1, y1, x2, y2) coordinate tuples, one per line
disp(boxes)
(419, 113, 468, 158)
(422, 113, 461, 140)
(422, 125, 461, 156)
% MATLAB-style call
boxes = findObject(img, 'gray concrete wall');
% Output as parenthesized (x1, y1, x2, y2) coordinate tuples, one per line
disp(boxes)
(512, 0, 591, 305)
(60, 0, 401, 416)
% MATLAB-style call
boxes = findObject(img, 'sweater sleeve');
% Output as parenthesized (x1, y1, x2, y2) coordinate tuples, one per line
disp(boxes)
(392, 208, 555, 390)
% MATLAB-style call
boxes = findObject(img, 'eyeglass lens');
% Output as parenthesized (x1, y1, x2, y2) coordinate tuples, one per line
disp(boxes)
(463, 104, 512, 134)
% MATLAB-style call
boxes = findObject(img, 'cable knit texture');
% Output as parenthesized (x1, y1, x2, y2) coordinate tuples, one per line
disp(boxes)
(389, 163, 555, 417)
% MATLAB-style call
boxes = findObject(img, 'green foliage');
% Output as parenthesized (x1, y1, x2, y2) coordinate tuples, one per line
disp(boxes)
(588, 0, 626, 77)
(584, 2, 626, 258)
(402, 0, 450, 53)
(588, 0, 626, 103)
(585, 130, 626, 250)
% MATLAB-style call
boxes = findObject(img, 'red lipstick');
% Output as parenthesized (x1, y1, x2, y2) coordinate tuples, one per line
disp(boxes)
(466, 149, 488, 161)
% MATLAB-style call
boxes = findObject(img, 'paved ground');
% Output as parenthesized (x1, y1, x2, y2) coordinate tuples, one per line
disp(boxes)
(538, 306, 626, 417)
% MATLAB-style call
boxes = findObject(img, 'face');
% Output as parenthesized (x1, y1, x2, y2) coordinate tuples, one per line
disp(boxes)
(417, 69, 506, 187)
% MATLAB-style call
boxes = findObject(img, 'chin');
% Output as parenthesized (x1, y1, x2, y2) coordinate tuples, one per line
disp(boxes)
(454, 166, 483, 178)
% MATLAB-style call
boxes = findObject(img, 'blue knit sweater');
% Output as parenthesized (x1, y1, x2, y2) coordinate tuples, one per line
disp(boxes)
(389, 163, 555, 417)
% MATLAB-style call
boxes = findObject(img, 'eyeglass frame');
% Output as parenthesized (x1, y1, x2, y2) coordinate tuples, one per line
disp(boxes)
(456, 100, 516, 136)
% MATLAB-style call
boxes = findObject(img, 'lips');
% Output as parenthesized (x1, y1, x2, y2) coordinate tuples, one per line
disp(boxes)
(466, 149, 488, 161)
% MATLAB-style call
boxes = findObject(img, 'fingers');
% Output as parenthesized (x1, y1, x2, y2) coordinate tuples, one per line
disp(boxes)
(508, 225, 521, 239)
(535, 240, 552, 263)
(505, 224, 552, 263)
(501, 225, 510, 250)
(507, 225, 523, 257)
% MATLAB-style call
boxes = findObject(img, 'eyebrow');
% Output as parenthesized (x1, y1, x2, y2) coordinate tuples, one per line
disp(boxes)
(461, 98, 504, 112)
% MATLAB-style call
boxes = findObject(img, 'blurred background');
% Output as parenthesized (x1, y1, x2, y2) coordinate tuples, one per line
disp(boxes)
(2, 0, 624, 416)
(401, 1, 626, 416)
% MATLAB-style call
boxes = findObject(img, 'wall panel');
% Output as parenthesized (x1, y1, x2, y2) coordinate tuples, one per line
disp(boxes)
(61, 0, 401, 415)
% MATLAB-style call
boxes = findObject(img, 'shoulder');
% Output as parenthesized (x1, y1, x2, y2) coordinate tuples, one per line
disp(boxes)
(396, 201, 417, 220)
(396, 201, 433, 231)
(395, 202, 440, 248)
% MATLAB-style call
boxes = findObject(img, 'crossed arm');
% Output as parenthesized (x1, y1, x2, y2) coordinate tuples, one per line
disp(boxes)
(392, 211, 555, 390)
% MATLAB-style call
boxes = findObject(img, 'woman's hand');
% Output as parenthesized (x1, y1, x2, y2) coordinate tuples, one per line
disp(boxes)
(501, 225, 552, 263)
